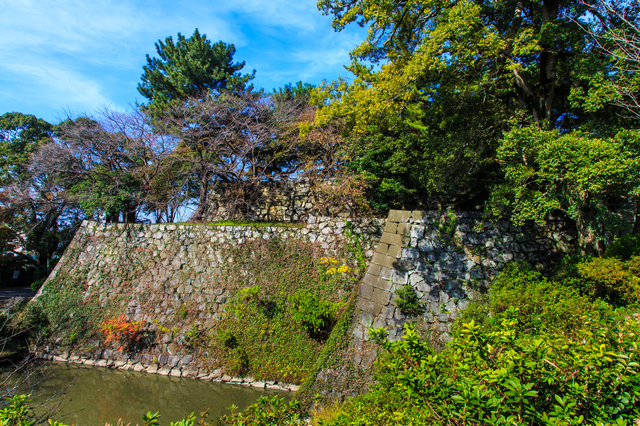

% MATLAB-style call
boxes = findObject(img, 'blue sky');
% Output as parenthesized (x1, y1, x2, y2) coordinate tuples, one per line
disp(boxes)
(0, 0, 366, 123)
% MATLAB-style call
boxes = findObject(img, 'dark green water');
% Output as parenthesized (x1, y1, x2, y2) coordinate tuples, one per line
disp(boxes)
(27, 362, 288, 425)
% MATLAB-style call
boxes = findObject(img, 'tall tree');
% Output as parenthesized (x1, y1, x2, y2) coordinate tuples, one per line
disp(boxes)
(155, 90, 303, 221)
(0, 113, 53, 184)
(573, 0, 640, 119)
(0, 113, 78, 277)
(313, 0, 631, 211)
(138, 29, 255, 115)
(38, 108, 171, 223)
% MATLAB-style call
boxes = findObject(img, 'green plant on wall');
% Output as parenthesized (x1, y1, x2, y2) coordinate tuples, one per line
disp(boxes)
(207, 237, 362, 384)
(345, 221, 367, 270)
(289, 290, 342, 337)
(395, 284, 423, 316)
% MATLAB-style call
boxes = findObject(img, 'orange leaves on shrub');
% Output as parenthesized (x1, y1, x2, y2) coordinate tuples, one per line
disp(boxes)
(100, 315, 143, 348)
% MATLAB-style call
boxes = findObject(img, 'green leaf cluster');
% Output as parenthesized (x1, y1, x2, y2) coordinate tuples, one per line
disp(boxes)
(489, 126, 640, 253)
(317, 261, 640, 425)
(138, 29, 254, 115)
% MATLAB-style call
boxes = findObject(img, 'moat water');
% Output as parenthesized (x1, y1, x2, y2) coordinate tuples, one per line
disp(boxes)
(19, 361, 288, 425)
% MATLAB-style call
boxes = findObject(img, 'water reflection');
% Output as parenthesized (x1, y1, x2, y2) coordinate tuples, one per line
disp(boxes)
(30, 362, 288, 425)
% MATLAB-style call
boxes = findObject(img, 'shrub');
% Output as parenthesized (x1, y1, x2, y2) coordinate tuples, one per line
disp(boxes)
(217, 396, 305, 426)
(323, 308, 640, 426)
(458, 263, 598, 338)
(20, 277, 104, 345)
(576, 256, 640, 306)
(100, 315, 143, 350)
(394, 284, 423, 316)
(289, 290, 341, 336)
(30, 278, 45, 293)
(605, 234, 640, 260)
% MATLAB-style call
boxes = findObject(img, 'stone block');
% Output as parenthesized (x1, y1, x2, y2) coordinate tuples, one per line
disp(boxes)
(132, 363, 146, 372)
(357, 298, 375, 314)
(387, 245, 401, 258)
(359, 310, 374, 327)
(358, 282, 374, 300)
(392, 269, 408, 285)
(158, 365, 171, 376)
(371, 288, 391, 306)
(388, 210, 412, 223)
(379, 267, 393, 280)
(368, 263, 382, 277)
(410, 225, 425, 239)
(182, 366, 198, 378)
(411, 211, 426, 222)
(364, 273, 393, 291)
(375, 243, 389, 255)
(381, 232, 403, 247)
(381, 305, 395, 319)
(383, 222, 397, 234)
(396, 222, 409, 236)
(401, 248, 419, 259)
(372, 252, 396, 269)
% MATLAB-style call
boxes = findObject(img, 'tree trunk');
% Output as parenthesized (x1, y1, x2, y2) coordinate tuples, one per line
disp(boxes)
(633, 200, 640, 234)
(190, 171, 210, 221)
(123, 201, 137, 224)
(576, 210, 603, 256)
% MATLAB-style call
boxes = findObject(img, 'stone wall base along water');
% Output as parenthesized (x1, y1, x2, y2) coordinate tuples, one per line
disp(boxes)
(34, 216, 384, 386)
(32, 352, 300, 392)
(350, 209, 577, 368)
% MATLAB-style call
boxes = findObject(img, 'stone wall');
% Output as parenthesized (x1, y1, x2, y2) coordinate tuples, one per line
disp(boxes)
(351, 210, 576, 353)
(202, 180, 356, 223)
(36, 217, 384, 387)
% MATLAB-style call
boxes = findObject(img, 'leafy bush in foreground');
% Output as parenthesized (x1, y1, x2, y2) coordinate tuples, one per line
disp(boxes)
(318, 260, 640, 426)
(324, 310, 640, 425)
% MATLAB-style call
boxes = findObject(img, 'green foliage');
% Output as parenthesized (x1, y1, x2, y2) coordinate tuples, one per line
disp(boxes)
(605, 234, 640, 260)
(322, 314, 640, 425)
(138, 29, 254, 115)
(272, 81, 315, 102)
(29, 279, 45, 293)
(141, 411, 161, 426)
(209, 238, 360, 384)
(0, 112, 53, 184)
(394, 285, 423, 317)
(217, 396, 305, 426)
(297, 294, 357, 399)
(317, 260, 640, 425)
(460, 263, 599, 337)
(289, 290, 341, 335)
(0, 394, 34, 426)
(19, 277, 106, 346)
(489, 126, 640, 252)
(344, 221, 366, 270)
(313, 0, 629, 210)
(575, 256, 640, 307)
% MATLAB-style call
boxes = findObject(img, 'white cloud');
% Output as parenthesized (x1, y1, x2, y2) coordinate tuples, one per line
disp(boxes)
(0, 58, 114, 111)
(0, 0, 366, 118)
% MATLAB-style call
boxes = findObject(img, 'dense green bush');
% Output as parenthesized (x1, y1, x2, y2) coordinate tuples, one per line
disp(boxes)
(605, 234, 640, 260)
(574, 256, 640, 306)
(315, 260, 640, 426)
(459, 263, 599, 337)
(394, 284, 423, 317)
(289, 290, 341, 336)
(323, 311, 640, 425)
